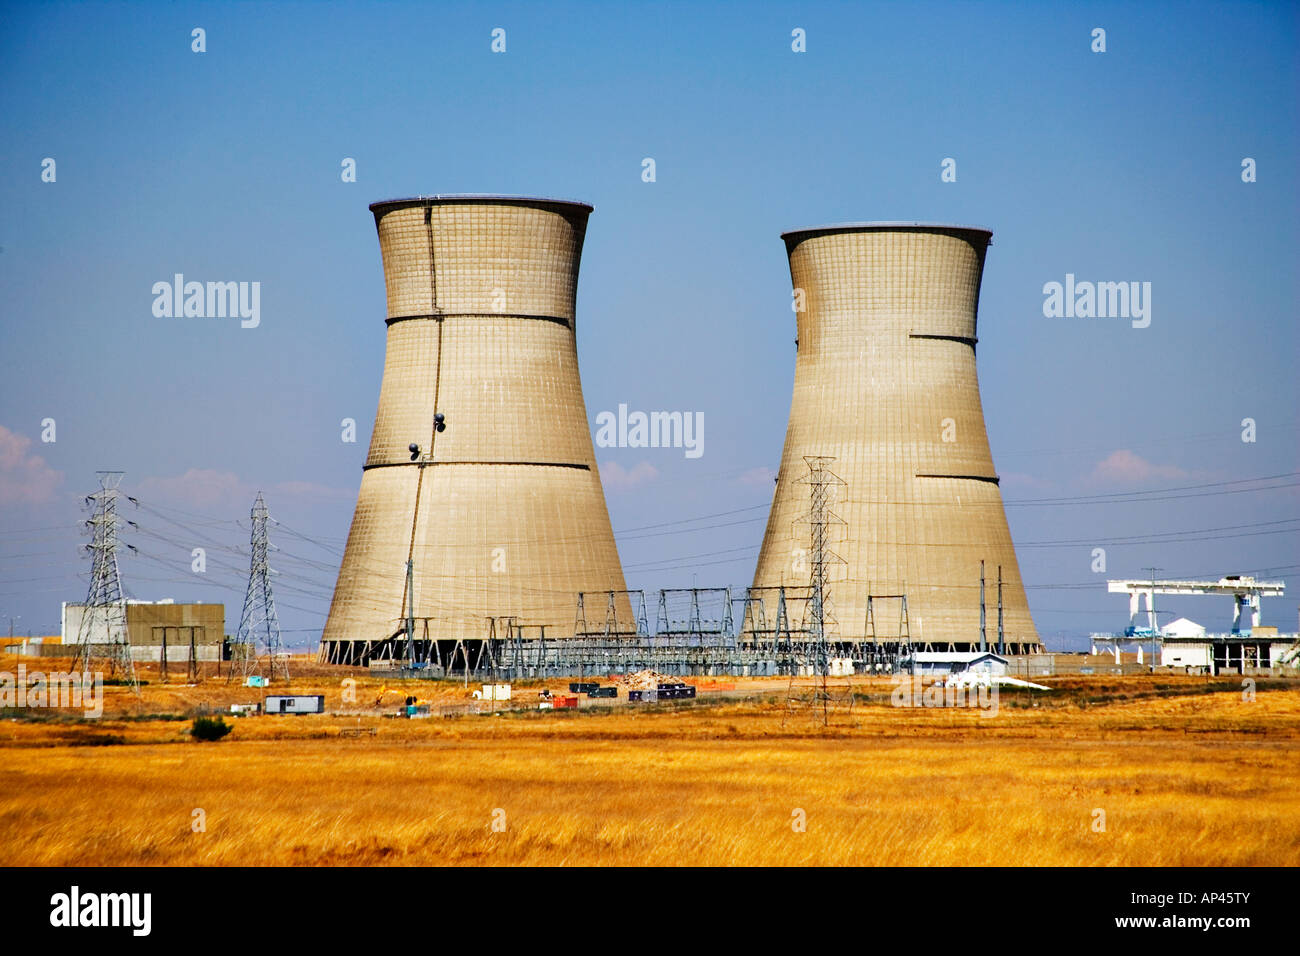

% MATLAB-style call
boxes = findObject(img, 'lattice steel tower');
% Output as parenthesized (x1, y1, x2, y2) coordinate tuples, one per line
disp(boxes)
(73, 471, 138, 692)
(230, 492, 287, 681)
(798, 455, 845, 671)
(783, 458, 853, 727)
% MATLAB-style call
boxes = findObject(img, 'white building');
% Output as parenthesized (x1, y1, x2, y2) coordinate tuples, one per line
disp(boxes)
(1161, 617, 1206, 638)
(1159, 623, 1298, 674)
(910, 651, 1009, 677)
(1160, 642, 1212, 670)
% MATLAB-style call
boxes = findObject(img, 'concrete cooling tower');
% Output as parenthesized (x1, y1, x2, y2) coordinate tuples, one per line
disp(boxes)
(749, 223, 1041, 654)
(320, 196, 630, 665)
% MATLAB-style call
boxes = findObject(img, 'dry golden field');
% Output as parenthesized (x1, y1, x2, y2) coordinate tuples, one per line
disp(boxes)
(2, 654, 1298, 866)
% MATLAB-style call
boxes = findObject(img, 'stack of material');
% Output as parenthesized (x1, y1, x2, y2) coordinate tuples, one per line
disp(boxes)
(621, 669, 698, 703)
(617, 669, 676, 690)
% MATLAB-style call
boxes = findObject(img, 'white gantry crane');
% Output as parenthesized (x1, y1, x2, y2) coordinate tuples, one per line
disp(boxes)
(1107, 575, 1285, 637)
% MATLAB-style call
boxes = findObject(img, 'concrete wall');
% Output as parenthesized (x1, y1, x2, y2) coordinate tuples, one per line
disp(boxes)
(1007, 649, 1300, 677)
(126, 602, 225, 645)
(35, 642, 221, 662)
(1007, 654, 1146, 677)
(1162, 643, 1212, 669)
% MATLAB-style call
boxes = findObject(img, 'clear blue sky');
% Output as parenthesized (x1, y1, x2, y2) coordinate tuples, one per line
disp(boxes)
(1, 0, 1296, 649)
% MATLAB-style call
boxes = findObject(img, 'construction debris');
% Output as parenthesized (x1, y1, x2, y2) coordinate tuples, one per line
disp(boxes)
(616, 669, 678, 690)
(616, 669, 698, 702)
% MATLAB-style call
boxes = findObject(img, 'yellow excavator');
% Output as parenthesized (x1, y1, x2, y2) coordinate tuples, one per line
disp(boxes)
(373, 686, 433, 715)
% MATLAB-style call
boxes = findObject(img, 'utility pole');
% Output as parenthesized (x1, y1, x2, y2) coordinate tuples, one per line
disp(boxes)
(979, 560, 987, 653)
(405, 558, 416, 664)
(997, 565, 1005, 656)
(188, 625, 199, 682)
(1143, 566, 1163, 672)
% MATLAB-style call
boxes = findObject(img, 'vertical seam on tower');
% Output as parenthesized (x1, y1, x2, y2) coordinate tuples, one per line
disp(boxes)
(425, 204, 438, 315)
(425, 203, 445, 456)
(402, 204, 446, 628)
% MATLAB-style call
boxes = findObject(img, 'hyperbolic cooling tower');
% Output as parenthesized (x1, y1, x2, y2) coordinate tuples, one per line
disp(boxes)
(321, 195, 630, 664)
(750, 223, 1040, 653)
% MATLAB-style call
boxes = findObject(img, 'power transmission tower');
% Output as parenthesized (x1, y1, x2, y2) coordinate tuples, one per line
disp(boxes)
(229, 492, 288, 682)
(785, 456, 850, 727)
(803, 456, 845, 659)
(865, 592, 911, 672)
(72, 472, 140, 694)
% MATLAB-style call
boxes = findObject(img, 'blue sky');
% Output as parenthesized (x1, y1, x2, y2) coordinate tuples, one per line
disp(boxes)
(1, 0, 1296, 648)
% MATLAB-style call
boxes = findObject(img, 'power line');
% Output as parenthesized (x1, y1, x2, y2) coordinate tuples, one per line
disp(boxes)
(994, 421, 1300, 461)
(1003, 472, 1299, 506)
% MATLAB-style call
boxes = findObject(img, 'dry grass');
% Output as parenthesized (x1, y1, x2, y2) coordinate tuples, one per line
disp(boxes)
(2, 656, 1298, 866)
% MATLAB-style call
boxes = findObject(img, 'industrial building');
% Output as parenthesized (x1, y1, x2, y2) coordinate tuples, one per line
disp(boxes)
(320, 196, 630, 665)
(60, 600, 225, 662)
(747, 223, 1041, 656)
(1163, 620, 1298, 673)
(1158, 626, 1297, 674)
(1090, 576, 1298, 675)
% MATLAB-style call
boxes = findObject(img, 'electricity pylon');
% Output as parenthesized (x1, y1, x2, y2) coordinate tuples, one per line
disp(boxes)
(72, 472, 140, 694)
(784, 457, 851, 727)
(229, 492, 288, 682)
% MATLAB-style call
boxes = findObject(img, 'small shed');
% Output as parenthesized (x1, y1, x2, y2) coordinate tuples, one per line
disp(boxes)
(910, 651, 1009, 677)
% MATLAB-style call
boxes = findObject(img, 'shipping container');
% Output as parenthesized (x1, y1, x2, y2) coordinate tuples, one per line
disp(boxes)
(641, 683, 696, 701)
(569, 682, 599, 694)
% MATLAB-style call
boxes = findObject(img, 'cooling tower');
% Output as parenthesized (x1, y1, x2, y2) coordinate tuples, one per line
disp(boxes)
(749, 223, 1040, 653)
(321, 195, 630, 664)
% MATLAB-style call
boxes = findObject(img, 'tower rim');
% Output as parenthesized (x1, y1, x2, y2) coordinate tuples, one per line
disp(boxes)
(781, 221, 992, 247)
(369, 194, 593, 216)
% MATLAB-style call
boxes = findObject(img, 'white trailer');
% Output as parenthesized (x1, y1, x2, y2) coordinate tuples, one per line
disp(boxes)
(264, 695, 324, 715)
